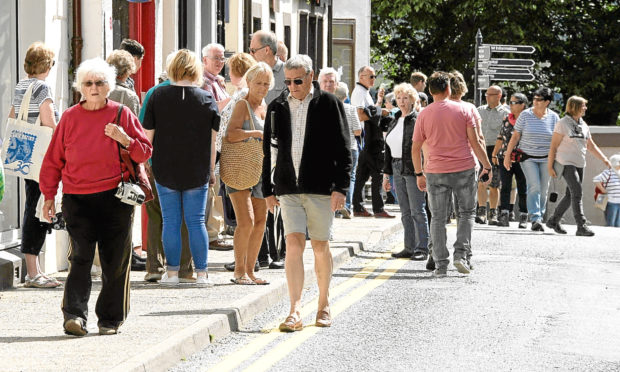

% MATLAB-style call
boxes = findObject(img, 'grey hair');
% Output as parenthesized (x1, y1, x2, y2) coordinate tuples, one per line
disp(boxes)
(318, 67, 339, 83)
(254, 30, 277, 56)
(244, 61, 275, 90)
(610, 154, 620, 168)
(334, 85, 348, 101)
(73, 57, 116, 97)
(358, 65, 372, 78)
(285, 54, 313, 74)
(202, 43, 224, 58)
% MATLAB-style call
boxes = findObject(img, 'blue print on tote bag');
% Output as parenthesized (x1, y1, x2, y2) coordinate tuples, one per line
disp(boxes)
(4, 129, 37, 175)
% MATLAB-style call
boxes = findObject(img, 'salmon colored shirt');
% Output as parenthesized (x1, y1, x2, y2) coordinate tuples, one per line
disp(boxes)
(412, 99, 477, 174)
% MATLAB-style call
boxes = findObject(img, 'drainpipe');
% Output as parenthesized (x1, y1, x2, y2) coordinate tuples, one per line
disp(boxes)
(71, 0, 83, 105)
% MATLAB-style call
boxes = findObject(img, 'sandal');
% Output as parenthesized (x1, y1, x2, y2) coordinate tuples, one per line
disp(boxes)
(25, 274, 62, 288)
(230, 276, 255, 285)
(250, 277, 270, 285)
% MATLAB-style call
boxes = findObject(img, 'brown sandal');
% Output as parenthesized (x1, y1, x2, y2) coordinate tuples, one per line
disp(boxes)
(279, 313, 302, 332)
(230, 276, 255, 285)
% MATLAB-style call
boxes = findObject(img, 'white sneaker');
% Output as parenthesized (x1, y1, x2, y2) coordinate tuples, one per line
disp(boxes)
(195, 276, 214, 287)
(160, 273, 179, 286)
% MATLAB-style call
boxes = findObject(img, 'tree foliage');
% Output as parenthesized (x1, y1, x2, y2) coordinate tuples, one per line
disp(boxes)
(371, 0, 620, 125)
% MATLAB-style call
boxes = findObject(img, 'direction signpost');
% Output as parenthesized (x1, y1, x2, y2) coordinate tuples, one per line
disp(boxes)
(473, 30, 540, 106)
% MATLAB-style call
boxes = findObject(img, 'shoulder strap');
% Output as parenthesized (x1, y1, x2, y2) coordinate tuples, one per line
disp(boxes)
(241, 99, 256, 131)
(115, 104, 126, 182)
(17, 82, 36, 123)
(114, 104, 124, 126)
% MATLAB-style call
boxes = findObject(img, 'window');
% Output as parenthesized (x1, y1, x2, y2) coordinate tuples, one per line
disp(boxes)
(332, 19, 356, 92)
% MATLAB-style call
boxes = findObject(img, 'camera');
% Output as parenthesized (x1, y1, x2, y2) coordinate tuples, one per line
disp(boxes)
(51, 212, 66, 230)
(549, 192, 558, 203)
(480, 172, 489, 182)
(115, 181, 146, 206)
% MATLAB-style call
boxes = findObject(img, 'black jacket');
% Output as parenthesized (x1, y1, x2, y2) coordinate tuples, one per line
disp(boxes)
(361, 104, 390, 154)
(262, 81, 352, 197)
(383, 110, 418, 176)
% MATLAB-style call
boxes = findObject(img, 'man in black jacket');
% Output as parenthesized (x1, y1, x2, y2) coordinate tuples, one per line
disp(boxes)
(262, 55, 352, 332)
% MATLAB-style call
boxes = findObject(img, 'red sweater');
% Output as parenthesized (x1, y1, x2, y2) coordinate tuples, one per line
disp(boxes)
(40, 100, 152, 200)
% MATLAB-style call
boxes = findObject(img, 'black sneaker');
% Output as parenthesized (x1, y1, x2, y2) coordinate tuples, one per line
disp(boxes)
(269, 259, 285, 269)
(576, 224, 595, 236)
(509, 211, 516, 222)
(498, 210, 510, 227)
(391, 249, 412, 259)
(224, 261, 260, 272)
(546, 219, 567, 234)
(426, 255, 436, 271)
(518, 213, 528, 229)
(475, 206, 487, 224)
(531, 221, 545, 232)
(488, 208, 499, 226)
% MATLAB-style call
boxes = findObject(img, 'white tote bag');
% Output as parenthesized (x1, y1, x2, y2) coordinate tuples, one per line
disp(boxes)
(1, 83, 54, 181)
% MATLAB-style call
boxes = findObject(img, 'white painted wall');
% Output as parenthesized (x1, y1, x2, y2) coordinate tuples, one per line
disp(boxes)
(333, 0, 371, 74)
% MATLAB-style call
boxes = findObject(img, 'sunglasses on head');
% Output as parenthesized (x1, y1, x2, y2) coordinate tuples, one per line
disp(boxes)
(82, 80, 107, 87)
(509, 100, 524, 105)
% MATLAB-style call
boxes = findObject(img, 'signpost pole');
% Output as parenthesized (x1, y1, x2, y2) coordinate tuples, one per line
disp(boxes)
(474, 29, 482, 106)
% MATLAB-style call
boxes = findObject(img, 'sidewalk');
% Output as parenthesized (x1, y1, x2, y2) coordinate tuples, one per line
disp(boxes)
(0, 204, 403, 372)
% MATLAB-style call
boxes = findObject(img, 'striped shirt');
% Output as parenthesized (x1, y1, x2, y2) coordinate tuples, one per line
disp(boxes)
(12, 78, 59, 124)
(514, 108, 559, 161)
(593, 169, 620, 203)
(287, 87, 314, 178)
(343, 103, 362, 150)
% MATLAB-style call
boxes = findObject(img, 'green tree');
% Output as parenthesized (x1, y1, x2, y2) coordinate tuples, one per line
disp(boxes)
(371, 0, 620, 125)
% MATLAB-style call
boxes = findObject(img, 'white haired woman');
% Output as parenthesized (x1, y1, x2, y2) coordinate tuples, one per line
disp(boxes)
(546, 96, 611, 236)
(225, 62, 273, 285)
(382, 83, 429, 261)
(39, 58, 152, 336)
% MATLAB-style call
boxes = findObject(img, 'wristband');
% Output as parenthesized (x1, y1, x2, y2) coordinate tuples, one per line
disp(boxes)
(414, 172, 424, 177)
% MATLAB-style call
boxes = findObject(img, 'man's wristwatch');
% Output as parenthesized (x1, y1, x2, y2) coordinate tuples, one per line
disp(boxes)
(414, 172, 424, 177)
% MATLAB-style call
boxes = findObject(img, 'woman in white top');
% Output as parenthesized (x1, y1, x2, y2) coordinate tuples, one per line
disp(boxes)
(593, 154, 620, 227)
(547, 96, 611, 236)
(382, 83, 429, 261)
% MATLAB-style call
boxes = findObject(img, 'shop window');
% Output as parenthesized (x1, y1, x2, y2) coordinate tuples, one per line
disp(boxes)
(332, 19, 355, 92)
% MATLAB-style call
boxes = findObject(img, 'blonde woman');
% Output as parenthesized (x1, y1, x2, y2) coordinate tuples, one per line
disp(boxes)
(143, 49, 220, 286)
(225, 62, 273, 285)
(9, 42, 60, 288)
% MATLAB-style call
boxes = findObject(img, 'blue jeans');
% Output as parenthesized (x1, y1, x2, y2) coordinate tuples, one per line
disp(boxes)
(426, 168, 477, 269)
(606, 202, 620, 227)
(392, 159, 428, 253)
(345, 149, 359, 210)
(155, 182, 209, 272)
(520, 159, 550, 223)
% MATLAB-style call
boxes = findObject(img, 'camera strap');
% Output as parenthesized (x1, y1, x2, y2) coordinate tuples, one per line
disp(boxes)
(113, 104, 126, 186)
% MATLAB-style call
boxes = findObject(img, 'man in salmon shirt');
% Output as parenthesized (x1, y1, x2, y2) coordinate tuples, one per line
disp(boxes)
(411, 71, 491, 278)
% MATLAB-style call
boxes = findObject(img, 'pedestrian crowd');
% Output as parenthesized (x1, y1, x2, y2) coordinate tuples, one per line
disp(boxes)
(4, 34, 619, 337)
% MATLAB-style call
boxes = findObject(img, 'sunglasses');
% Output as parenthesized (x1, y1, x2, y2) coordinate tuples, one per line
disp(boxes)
(509, 100, 524, 105)
(284, 74, 309, 86)
(364, 75, 377, 79)
(82, 80, 107, 87)
(249, 45, 268, 54)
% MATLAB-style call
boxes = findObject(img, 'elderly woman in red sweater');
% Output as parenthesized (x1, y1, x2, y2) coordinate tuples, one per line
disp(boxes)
(39, 57, 152, 337)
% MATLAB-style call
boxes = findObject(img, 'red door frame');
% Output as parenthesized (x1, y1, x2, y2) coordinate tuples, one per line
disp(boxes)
(128, 1, 155, 252)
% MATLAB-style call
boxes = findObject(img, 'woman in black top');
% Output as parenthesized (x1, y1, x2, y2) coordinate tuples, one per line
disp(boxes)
(143, 49, 220, 286)
(382, 83, 429, 261)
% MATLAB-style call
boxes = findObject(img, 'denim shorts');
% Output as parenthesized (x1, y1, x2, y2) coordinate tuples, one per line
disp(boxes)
(225, 177, 264, 199)
(278, 194, 333, 241)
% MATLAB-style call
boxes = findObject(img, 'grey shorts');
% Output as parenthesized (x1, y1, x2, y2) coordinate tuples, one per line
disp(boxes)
(278, 194, 333, 241)
(225, 178, 264, 199)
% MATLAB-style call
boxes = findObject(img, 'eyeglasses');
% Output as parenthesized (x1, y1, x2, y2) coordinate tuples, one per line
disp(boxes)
(533, 97, 545, 102)
(509, 100, 524, 105)
(208, 56, 227, 63)
(284, 77, 306, 86)
(363, 75, 377, 79)
(82, 80, 107, 87)
(249, 45, 268, 54)
(51, 60, 56, 67)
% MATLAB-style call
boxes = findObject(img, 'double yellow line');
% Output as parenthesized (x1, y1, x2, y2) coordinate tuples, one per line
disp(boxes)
(207, 245, 408, 372)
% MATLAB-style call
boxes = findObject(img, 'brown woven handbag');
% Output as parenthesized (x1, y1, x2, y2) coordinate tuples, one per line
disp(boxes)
(220, 99, 264, 190)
